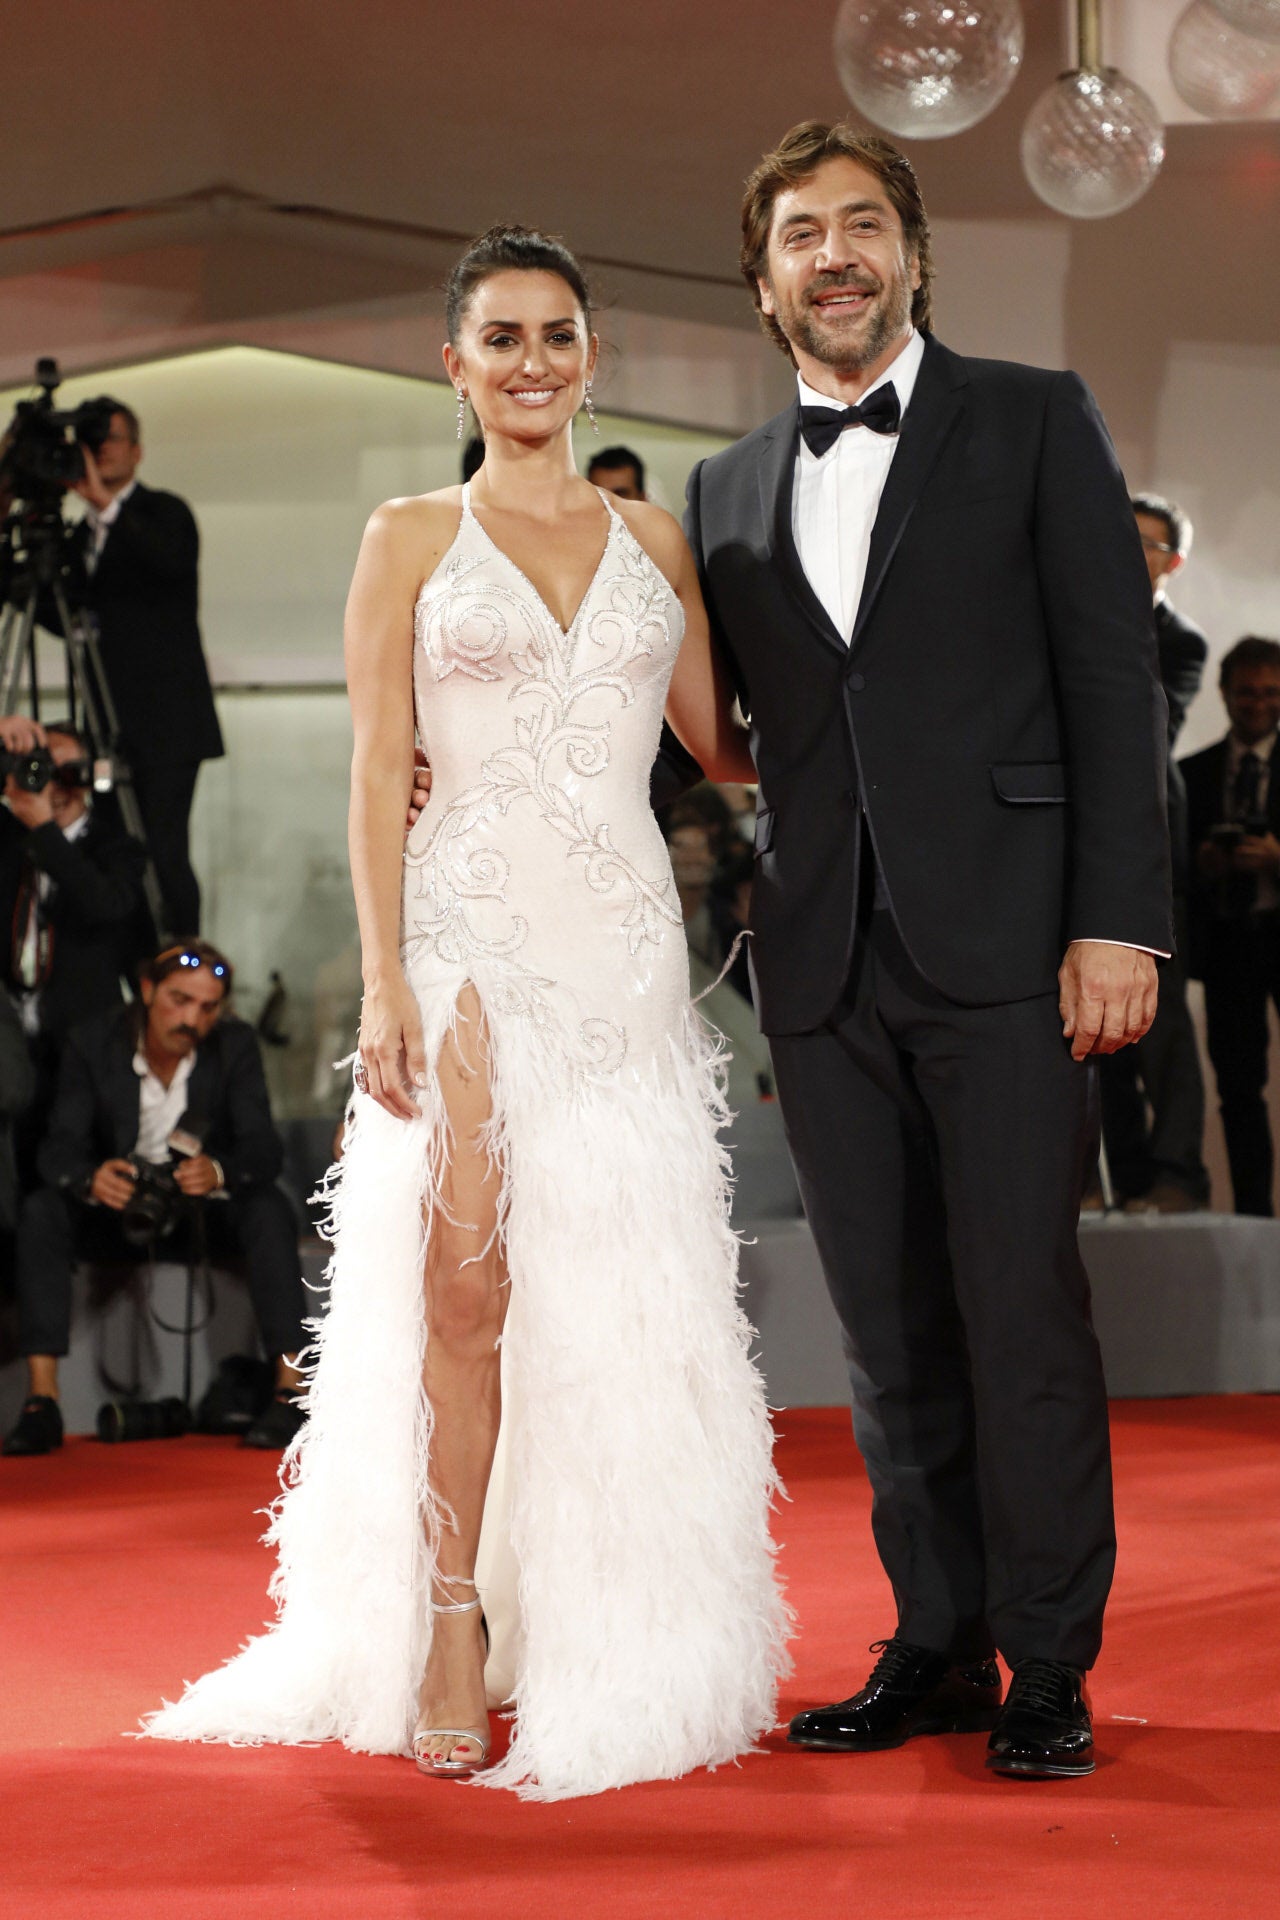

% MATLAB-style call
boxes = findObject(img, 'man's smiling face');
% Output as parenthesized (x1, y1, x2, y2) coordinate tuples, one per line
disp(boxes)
(759, 156, 920, 378)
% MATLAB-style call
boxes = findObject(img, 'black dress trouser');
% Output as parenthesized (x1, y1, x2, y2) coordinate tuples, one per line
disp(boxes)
(15, 1183, 306, 1360)
(768, 903, 1114, 1672)
(131, 759, 203, 937)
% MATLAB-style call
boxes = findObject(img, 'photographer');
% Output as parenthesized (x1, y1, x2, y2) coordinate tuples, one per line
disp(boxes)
(63, 399, 223, 935)
(1181, 636, 1280, 1214)
(1095, 495, 1210, 1212)
(2, 939, 307, 1456)
(1, 713, 146, 1183)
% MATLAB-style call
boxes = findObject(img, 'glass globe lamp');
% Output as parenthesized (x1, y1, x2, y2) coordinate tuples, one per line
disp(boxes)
(1208, 0, 1280, 41)
(833, 0, 1025, 139)
(1169, 0, 1280, 118)
(1021, 68, 1165, 218)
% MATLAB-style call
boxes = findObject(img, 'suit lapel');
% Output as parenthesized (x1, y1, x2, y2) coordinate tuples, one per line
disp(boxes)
(188, 1041, 218, 1128)
(849, 335, 968, 652)
(110, 1029, 142, 1159)
(756, 414, 849, 663)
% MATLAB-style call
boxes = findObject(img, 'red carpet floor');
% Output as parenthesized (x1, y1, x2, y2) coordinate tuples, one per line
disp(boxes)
(3, 1399, 1279, 1920)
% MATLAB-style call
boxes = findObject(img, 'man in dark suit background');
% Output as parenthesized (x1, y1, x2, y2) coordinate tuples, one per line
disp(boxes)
(0, 713, 146, 1189)
(68, 400, 224, 934)
(671, 123, 1169, 1779)
(2, 938, 306, 1457)
(1095, 493, 1210, 1211)
(1181, 637, 1280, 1215)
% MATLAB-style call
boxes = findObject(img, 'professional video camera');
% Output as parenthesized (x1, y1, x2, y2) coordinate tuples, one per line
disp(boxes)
(0, 358, 117, 507)
(0, 743, 94, 793)
(0, 359, 166, 934)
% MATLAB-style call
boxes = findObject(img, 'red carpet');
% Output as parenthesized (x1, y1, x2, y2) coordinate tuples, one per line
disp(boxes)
(3, 1400, 1279, 1919)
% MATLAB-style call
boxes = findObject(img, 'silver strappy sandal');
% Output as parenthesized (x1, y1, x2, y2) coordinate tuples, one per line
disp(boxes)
(413, 1587, 491, 1778)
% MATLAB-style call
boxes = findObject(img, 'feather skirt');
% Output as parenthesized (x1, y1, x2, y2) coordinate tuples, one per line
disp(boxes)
(141, 963, 791, 1800)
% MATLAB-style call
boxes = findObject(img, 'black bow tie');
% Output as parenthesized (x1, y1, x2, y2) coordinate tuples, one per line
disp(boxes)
(798, 383, 901, 457)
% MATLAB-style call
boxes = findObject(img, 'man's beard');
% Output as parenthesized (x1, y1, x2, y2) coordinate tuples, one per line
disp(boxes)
(777, 266, 914, 372)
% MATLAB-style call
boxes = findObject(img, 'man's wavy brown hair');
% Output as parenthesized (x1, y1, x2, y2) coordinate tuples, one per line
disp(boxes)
(740, 122, 934, 361)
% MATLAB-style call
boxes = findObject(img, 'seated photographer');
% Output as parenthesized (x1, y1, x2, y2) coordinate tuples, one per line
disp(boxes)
(0, 713, 146, 1186)
(2, 939, 307, 1456)
(1181, 636, 1280, 1215)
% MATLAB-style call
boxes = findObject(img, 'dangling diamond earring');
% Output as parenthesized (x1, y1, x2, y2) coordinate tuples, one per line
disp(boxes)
(455, 389, 467, 441)
(584, 381, 599, 435)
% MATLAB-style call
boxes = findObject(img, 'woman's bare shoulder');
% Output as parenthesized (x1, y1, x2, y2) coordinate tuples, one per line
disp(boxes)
(366, 487, 463, 540)
(607, 495, 689, 587)
(359, 488, 465, 583)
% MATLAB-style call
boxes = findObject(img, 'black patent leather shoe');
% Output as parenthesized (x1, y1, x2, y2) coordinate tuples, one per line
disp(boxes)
(986, 1659, 1094, 1777)
(788, 1639, 1003, 1752)
(2, 1395, 64, 1457)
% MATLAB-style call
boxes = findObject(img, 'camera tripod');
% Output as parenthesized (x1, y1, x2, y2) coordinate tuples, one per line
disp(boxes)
(0, 497, 169, 938)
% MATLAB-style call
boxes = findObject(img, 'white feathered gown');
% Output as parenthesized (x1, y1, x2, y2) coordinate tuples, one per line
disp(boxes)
(143, 486, 790, 1799)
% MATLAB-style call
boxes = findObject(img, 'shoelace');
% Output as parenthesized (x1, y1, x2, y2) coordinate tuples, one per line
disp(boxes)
(864, 1638, 927, 1688)
(1007, 1660, 1076, 1716)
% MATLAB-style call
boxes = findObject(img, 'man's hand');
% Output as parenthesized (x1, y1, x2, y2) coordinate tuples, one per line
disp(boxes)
(407, 747, 431, 830)
(1195, 836, 1231, 882)
(1059, 940, 1158, 1062)
(90, 1159, 137, 1210)
(173, 1154, 221, 1198)
(4, 780, 55, 829)
(71, 444, 113, 512)
(1232, 832, 1280, 875)
(0, 714, 45, 756)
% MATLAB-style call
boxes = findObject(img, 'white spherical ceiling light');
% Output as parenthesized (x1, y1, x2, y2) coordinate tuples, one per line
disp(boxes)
(1169, 0, 1280, 119)
(1021, 0, 1164, 218)
(832, 0, 1025, 139)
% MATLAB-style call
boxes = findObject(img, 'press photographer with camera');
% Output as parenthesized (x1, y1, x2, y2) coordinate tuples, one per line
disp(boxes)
(2, 939, 307, 1456)
(60, 400, 224, 935)
(0, 712, 147, 1184)
(1181, 636, 1280, 1215)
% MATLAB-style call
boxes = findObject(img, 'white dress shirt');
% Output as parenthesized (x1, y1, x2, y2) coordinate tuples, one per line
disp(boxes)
(792, 328, 925, 643)
(132, 1046, 196, 1164)
(83, 477, 137, 572)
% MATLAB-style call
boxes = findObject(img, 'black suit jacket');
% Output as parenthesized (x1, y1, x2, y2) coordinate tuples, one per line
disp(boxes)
(683, 333, 1172, 1033)
(39, 1005, 283, 1197)
(81, 482, 224, 767)
(1154, 598, 1208, 892)
(0, 807, 146, 1043)
(1180, 732, 1280, 979)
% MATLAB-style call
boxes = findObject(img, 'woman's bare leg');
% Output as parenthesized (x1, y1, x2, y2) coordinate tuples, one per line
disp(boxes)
(416, 986, 509, 1767)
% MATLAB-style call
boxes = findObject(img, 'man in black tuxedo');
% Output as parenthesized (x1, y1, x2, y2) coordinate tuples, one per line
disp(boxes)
(2, 938, 306, 1457)
(1096, 494, 1209, 1210)
(1181, 637, 1280, 1215)
(68, 400, 224, 934)
(0, 714, 147, 1189)
(672, 124, 1170, 1778)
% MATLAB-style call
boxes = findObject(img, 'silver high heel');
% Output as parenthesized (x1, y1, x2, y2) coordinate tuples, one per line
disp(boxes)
(413, 1587, 491, 1778)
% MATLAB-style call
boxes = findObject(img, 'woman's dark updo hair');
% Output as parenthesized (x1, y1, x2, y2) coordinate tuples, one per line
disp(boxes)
(444, 224, 592, 345)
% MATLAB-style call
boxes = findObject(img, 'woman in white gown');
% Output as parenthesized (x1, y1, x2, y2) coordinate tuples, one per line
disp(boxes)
(144, 225, 789, 1800)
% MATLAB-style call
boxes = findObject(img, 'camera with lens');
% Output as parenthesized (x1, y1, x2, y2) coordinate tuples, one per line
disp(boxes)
(119, 1154, 187, 1248)
(0, 357, 118, 506)
(1209, 815, 1269, 850)
(0, 744, 94, 792)
(96, 1395, 191, 1443)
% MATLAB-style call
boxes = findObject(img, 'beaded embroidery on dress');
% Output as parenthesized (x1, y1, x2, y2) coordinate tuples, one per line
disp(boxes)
(142, 486, 789, 1800)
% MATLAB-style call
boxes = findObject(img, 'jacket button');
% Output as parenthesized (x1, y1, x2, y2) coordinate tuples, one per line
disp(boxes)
(848, 672, 866, 691)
